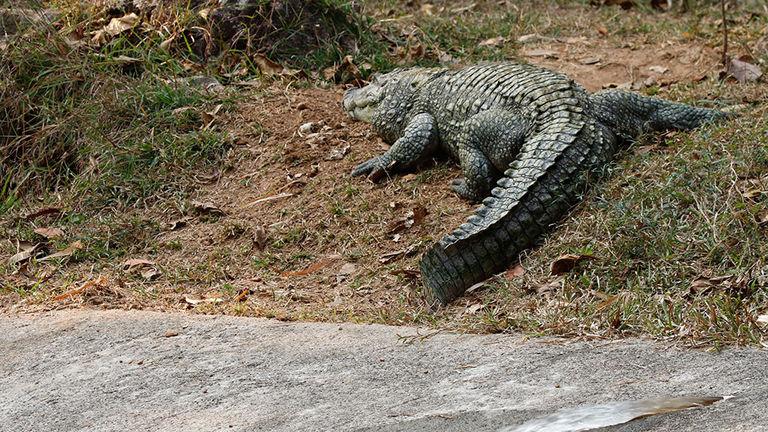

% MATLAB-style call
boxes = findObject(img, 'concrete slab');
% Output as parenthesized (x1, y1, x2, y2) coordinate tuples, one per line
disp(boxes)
(1, 310, 766, 431)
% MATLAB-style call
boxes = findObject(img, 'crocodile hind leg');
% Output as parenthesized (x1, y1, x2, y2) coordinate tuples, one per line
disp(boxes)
(352, 113, 438, 181)
(451, 109, 531, 201)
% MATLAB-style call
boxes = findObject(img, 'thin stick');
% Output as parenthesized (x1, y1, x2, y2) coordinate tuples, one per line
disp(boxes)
(243, 192, 293, 207)
(721, 0, 729, 66)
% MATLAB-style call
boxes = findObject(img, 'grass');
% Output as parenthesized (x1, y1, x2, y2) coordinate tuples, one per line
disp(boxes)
(1, 2, 234, 206)
(1, 0, 767, 347)
(0, 0, 237, 289)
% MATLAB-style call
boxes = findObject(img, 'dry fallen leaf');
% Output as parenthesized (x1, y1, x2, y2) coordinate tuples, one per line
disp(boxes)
(651, 0, 671, 10)
(603, 82, 632, 90)
(437, 50, 457, 65)
(326, 145, 350, 161)
(420, 3, 435, 15)
(91, 13, 139, 44)
(517, 34, 542, 44)
(191, 200, 226, 216)
(201, 103, 223, 128)
(339, 262, 357, 275)
(140, 268, 161, 280)
(53, 276, 108, 301)
(478, 36, 506, 47)
(26, 207, 61, 221)
(412, 206, 428, 225)
(298, 122, 316, 136)
(742, 188, 764, 200)
(253, 54, 302, 78)
(466, 303, 484, 314)
(105, 13, 139, 36)
(253, 53, 283, 76)
(168, 217, 191, 231)
(39, 240, 83, 261)
(281, 256, 340, 277)
(534, 278, 563, 295)
(465, 281, 487, 294)
(689, 275, 734, 296)
(505, 264, 525, 279)
(524, 49, 559, 59)
(122, 258, 155, 271)
(184, 294, 224, 306)
(550, 253, 594, 275)
(387, 206, 428, 234)
(390, 268, 420, 280)
(159, 36, 175, 51)
(8, 243, 43, 266)
(113, 55, 140, 64)
(122, 258, 161, 280)
(322, 55, 364, 83)
(727, 57, 762, 83)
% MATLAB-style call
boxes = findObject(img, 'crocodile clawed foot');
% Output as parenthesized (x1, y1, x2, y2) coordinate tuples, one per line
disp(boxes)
(351, 156, 395, 182)
(450, 178, 482, 202)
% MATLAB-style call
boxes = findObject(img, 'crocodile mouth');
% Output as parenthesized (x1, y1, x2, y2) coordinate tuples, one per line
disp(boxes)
(342, 86, 381, 123)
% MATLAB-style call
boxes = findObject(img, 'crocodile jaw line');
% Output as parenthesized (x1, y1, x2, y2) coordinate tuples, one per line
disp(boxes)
(342, 86, 382, 123)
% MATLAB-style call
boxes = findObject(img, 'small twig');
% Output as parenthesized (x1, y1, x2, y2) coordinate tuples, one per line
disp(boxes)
(721, 0, 729, 66)
(243, 192, 293, 207)
(276, 179, 307, 192)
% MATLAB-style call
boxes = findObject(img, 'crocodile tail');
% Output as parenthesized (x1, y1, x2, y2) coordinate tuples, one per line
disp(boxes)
(420, 103, 616, 305)
(590, 90, 729, 139)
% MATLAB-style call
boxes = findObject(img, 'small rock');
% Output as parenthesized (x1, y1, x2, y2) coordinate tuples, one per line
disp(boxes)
(579, 57, 601, 65)
(298, 122, 316, 136)
(643, 76, 658, 87)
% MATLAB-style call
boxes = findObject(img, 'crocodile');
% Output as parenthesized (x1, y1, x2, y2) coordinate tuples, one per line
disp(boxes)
(342, 62, 728, 305)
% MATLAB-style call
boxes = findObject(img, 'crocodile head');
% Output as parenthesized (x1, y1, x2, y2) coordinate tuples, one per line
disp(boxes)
(342, 75, 385, 123)
(342, 68, 440, 143)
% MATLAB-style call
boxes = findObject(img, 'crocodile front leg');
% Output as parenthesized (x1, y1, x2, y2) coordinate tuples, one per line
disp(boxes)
(451, 109, 530, 201)
(352, 113, 438, 181)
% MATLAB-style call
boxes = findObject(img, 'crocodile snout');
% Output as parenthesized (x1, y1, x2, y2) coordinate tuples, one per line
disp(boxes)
(342, 85, 380, 123)
(342, 87, 363, 114)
